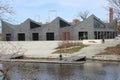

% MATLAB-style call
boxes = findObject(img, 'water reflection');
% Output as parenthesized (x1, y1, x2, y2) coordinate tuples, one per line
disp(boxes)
(1, 61, 120, 80)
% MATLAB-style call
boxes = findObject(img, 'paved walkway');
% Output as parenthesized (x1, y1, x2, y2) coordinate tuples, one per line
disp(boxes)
(67, 39, 120, 60)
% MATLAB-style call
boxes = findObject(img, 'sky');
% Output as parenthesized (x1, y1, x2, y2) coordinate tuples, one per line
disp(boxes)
(7, 0, 109, 24)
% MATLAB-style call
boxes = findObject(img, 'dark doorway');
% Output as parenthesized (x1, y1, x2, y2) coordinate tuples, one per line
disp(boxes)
(32, 33, 39, 40)
(79, 32, 88, 40)
(6, 34, 11, 41)
(46, 32, 54, 40)
(18, 33, 25, 41)
(94, 31, 97, 39)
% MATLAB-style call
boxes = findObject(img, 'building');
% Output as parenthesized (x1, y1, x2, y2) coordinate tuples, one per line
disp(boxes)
(1, 14, 118, 41)
(73, 15, 117, 40)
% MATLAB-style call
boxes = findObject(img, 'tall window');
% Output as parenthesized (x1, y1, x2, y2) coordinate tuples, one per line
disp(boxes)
(46, 32, 54, 40)
(94, 31, 97, 39)
(18, 33, 25, 41)
(32, 33, 39, 40)
(6, 34, 11, 41)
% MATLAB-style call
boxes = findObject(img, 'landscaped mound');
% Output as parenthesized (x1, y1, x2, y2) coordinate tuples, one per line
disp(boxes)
(53, 41, 88, 53)
(98, 44, 120, 55)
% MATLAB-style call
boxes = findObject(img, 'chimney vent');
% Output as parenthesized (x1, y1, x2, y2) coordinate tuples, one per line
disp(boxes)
(109, 7, 113, 23)
(72, 19, 80, 24)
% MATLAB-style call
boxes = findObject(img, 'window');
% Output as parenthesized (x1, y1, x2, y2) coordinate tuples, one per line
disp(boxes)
(30, 21, 41, 29)
(94, 18, 105, 28)
(18, 33, 25, 41)
(46, 32, 54, 40)
(32, 33, 39, 40)
(94, 31, 97, 39)
(6, 34, 11, 41)
(60, 20, 71, 28)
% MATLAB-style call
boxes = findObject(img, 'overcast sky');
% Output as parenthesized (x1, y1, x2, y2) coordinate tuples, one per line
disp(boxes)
(8, 0, 109, 24)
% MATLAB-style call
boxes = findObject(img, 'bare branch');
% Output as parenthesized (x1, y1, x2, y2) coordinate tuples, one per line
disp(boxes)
(0, 42, 26, 59)
(0, 0, 14, 20)
(77, 10, 89, 21)
(107, 0, 120, 20)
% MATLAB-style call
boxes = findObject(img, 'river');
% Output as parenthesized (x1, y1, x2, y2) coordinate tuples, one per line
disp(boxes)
(1, 61, 120, 80)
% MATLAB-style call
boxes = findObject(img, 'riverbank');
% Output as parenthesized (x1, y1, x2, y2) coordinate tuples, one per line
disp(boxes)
(0, 59, 85, 64)
(87, 55, 120, 62)
(87, 43, 120, 61)
(0, 39, 120, 62)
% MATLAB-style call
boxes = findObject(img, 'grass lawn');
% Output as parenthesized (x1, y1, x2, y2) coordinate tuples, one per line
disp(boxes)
(53, 42, 88, 54)
(98, 44, 120, 55)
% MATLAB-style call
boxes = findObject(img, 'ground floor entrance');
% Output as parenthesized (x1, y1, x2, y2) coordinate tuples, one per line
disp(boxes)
(62, 32, 70, 40)
(79, 32, 88, 40)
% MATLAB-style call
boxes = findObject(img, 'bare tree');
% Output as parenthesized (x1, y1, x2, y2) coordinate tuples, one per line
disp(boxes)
(0, 0, 14, 20)
(107, 0, 120, 33)
(0, 42, 26, 80)
(77, 10, 89, 21)
(107, 0, 120, 20)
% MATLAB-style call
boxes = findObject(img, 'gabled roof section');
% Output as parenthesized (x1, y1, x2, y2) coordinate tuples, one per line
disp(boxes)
(51, 17, 71, 28)
(106, 19, 117, 28)
(72, 15, 94, 27)
(1, 20, 15, 30)
(91, 14, 105, 24)
(26, 18, 41, 29)
(30, 21, 41, 29)
(2, 18, 42, 30)
(59, 19, 71, 28)
(73, 14, 106, 28)
(91, 14, 106, 28)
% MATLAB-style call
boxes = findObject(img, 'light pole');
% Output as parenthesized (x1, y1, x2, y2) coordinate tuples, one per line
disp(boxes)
(34, 15, 40, 22)
(48, 10, 57, 22)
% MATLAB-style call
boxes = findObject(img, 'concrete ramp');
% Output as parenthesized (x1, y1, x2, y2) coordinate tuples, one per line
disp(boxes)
(0, 54, 23, 59)
(0, 41, 60, 59)
(20, 41, 59, 58)
(64, 55, 86, 61)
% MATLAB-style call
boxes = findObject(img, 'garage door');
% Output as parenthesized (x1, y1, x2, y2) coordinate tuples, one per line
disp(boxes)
(18, 33, 25, 41)
(46, 32, 54, 40)
(32, 33, 39, 40)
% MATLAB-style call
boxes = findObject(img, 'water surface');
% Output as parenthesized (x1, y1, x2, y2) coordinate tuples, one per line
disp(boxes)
(1, 61, 120, 80)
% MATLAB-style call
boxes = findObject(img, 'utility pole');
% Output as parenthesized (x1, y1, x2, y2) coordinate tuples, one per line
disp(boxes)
(34, 15, 40, 22)
(48, 10, 57, 22)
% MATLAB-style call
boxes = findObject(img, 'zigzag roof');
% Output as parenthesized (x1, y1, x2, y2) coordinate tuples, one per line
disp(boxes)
(2, 18, 42, 30)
